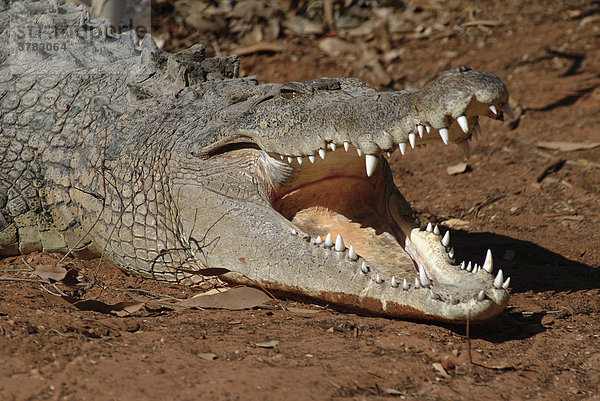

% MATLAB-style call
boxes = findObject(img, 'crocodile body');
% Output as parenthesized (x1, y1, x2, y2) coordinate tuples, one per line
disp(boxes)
(0, 1, 512, 322)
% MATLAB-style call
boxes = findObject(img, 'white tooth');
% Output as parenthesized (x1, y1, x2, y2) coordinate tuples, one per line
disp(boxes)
(318, 148, 326, 159)
(343, 141, 350, 151)
(474, 264, 480, 273)
(425, 125, 431, 133)
(408, 132, 416, 149)
(291, 229, 297, 235)
(314, 235, 322, 244)
(391, 276, 398, 288)
(375, 274, 383, 284)
(386, 151, 392, 158)
(287, 156, 293, 163)
(493, 269, 504, 289)
(365, 154, 378, 177)
(361, 262, 369, 274)
(448, 248, 454, 259)
(324, 233, 333, 248)
(457, 140, 471, 159)
(297, 156, 303, 164)
(357, 148, 362, 156)
(329, 143, 336, 151)
(417, 124, 424, 138)
(399, 142, 406, 155)
(460, 261, 466, 270)
(414, 277, 420, 289)
(308, 155, 316, 164)
(477, 290, 485, 301)
(457, 115, 468, 133)
(280, 155, 284, 160)
(419, 266, 431, 287)
(503, 103, 515, 119)
(348, 245, 358, 261)
(473, 120, 482, 138)
(502, 277, 511, 290)
(426, 222, 433, 232)
(433, 225, 440, 235)
(403, 278, 409, 290)
(334, 234, 345, 251)
(483, 249, 493, 273)
(439, 128, 449, 145)
(466, 261, 473, 272)
(489, 104, 497, 115)
(441, 231, 450, 247)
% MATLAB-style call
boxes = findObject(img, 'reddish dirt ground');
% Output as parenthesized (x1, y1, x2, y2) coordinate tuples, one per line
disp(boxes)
(2, 1, 600, 400)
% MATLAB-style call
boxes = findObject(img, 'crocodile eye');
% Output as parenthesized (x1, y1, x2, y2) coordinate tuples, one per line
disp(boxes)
(280, 89, 303, 99)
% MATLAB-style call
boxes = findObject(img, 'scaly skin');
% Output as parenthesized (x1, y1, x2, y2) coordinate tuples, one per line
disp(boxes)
(0, 1, 512, 322)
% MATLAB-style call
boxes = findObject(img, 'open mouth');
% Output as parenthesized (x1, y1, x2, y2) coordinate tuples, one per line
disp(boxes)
(253, 102, 513, 321)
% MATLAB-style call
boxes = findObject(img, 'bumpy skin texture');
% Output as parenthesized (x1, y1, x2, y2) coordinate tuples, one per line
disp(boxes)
(0, 1, 511, 322)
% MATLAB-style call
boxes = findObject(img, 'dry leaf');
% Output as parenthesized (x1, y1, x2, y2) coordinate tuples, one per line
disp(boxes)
(238, 25, 263, 47)
(198, 353, 218, 361)
(432, 362, 451, 378)
(255, 340, 279, 348)
(284, 15, 324, 35)
(446, 162, 470, 175)
(537, 141, 600, 152)
(318, 37, 359, 57)
(32, 264, 68, 281)
(112, 301, 146, 317)
(177, 286, 270, 310)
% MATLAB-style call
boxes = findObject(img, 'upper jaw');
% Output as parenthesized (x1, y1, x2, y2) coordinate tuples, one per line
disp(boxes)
(199, 66, 511, 168)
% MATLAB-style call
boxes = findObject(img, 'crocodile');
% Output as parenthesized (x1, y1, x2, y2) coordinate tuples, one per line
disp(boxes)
(0, 0, 513, 323)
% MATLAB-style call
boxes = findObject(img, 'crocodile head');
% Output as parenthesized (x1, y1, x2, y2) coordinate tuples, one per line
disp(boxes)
(182, 66, 511, 323)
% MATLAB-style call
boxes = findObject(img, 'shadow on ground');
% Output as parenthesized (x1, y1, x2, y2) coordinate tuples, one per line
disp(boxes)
(451, 230, 599, 294)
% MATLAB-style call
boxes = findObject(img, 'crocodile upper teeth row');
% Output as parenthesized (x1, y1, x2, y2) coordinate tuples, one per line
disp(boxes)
(290, 222, 511, 300)
(276, 104, 513, 177)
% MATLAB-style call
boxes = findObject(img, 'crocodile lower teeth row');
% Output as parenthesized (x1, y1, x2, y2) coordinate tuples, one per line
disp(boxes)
(459, 256, 510, 290)
(314, 233, 359, 261)
(293, 228, 509, 297)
